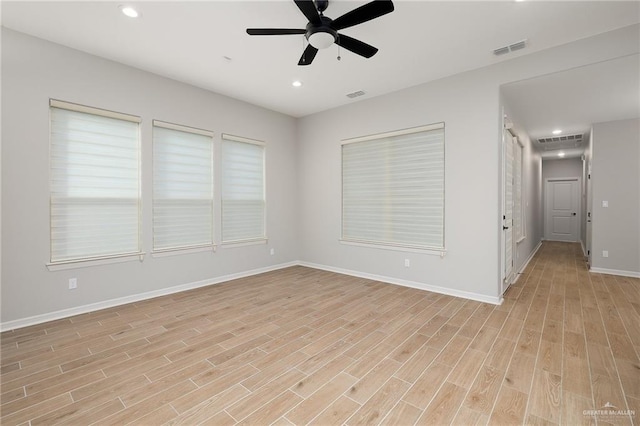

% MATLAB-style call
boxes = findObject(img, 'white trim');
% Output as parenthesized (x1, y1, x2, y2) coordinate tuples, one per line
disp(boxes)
(153, 120, 213, 137)
(1, 261, 298, 332)
(298, 261, 502, 305)
(513, 240, 542, 284)
(221, 239, 268, 248)
(221, 133, 265, 146)
(589, 267, 640, 278)
(151, 244, 216, 258)
(341, 122, 444, 145)
(581, 241, 587, 257)
(50, 99, 141, 123)
(339, 239, 446, 257)
(46, 252, 145, 271)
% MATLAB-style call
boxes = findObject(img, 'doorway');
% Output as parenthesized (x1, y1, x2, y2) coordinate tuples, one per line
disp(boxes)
(501, 126, 516, 294)
(545, 178, 580, 242)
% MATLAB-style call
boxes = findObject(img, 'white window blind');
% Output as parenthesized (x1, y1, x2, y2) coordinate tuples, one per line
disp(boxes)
(153, 121, 214, 251)
(221, 134, 266, 243)
(342, 123, 445, 250)
(49, 100, 141, 263)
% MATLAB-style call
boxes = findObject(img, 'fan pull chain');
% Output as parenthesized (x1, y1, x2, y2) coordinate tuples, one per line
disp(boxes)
(337, 37, 341, 61)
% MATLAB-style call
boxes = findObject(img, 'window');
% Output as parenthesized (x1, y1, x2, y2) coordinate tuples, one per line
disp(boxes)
(342, 123, 445, 250)
(153, 121, 214, 251)
(49, 100, 141, 263)
(221, 134, 266, 243)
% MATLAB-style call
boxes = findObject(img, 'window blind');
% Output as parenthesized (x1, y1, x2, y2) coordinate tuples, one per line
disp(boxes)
(221, 135, 265, 243)
(153, 121, 214, 251)
(342, 124, 445, 249)
(49, 101, 141, 263)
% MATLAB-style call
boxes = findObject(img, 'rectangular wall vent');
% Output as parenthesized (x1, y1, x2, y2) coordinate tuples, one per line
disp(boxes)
(346, 90, 366, 99)
(538, 133, 584, 144)
(493, 39, 528, 56)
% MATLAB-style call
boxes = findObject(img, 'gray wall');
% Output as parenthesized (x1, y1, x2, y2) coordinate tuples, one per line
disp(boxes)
(2, 24, 639, 325)
(296, 25, 638, 302)
(590, 118, 640, 274)
(542, 158, 583, 180)
(1, 29, 299, 324)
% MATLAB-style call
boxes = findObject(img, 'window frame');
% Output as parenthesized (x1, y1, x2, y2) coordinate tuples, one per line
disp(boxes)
(340, 122, 446, 254)
(220, 133, 267, 245)
(47, 99, 143, 269)
(151, 120, 215, 254)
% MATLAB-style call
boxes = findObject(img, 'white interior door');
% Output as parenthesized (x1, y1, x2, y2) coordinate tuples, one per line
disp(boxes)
(545, 179, 580, 241)
(502, 129, 515, 293)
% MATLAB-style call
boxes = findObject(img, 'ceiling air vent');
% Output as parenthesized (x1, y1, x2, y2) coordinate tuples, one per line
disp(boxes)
(493, 39, 528, 56)
(538, 133, 584, 144)
(346, 90, 366, 99)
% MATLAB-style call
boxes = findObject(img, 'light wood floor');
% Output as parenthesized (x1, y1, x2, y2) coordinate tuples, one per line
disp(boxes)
(1, 242, 639, 425)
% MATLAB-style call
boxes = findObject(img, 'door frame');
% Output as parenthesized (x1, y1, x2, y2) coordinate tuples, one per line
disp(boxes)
(543, 177, 581, 242)
(500, 113, 517, 295)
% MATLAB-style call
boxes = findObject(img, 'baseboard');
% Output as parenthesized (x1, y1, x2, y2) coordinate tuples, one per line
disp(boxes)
(513, 240, 543, 284)
(0, 261, 299, 332)
(589, 267, 640, 279)
(298, 261, 502, 305)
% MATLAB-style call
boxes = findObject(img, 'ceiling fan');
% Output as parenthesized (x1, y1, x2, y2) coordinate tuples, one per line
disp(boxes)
(246, 0, 394, 66)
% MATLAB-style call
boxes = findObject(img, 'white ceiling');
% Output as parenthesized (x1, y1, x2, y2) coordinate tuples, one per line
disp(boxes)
(502, 54, 640, 159)
(2, 1, 639, 118)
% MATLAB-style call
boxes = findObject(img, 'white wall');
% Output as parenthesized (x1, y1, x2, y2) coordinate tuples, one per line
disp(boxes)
(1, 29, 299, 325)
(296, 25, 639, 303)
(590, 118, 640, 275)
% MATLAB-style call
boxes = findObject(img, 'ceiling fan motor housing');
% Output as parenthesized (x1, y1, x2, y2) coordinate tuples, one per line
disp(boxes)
(305, 18, 337, 49)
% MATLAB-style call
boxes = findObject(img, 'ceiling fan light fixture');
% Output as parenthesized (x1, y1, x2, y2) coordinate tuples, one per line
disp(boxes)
(307, 31, 336, 49)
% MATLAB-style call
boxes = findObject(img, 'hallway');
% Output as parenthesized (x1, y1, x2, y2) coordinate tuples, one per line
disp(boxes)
(503, 241, 639, 424)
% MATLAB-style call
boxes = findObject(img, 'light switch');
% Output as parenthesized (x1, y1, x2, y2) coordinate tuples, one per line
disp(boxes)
(602, 201, 608, 208)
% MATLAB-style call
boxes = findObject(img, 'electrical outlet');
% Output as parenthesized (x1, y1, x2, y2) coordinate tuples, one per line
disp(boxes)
(602, 200, 608, 208)
(68, 278, 77, 290)
(270, 248, 275, 256)
(602, 250, 609, 258)
(404, 259, 410, 267)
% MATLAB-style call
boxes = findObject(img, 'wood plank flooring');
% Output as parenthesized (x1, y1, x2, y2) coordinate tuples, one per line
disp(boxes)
(1, 241, 639, 425)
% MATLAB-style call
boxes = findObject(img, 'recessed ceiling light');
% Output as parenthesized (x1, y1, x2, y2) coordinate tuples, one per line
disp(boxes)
(292, 80, 303, 88)
(119, 5, 140, 18)
(552, 129, 562, 135)
(558, 152, 566, 157)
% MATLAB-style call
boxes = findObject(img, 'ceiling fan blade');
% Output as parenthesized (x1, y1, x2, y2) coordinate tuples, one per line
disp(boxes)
(331, 0, 394, 31)
(294, 0, 321, 25)
(336, 34, 378, 58)
(298, 44, 319, 66)
(247, 28, 306, 35)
